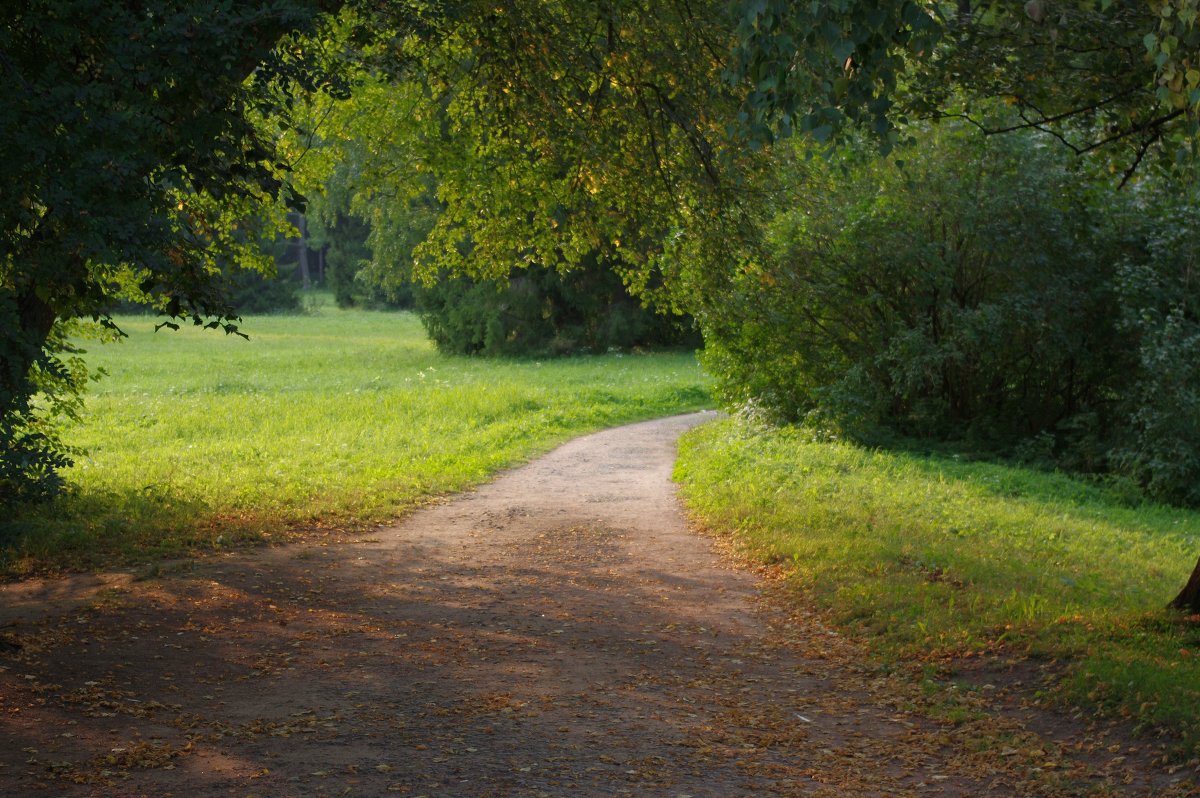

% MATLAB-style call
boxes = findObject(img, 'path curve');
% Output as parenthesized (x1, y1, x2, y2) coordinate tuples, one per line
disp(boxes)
(0, 414, 1192, 797)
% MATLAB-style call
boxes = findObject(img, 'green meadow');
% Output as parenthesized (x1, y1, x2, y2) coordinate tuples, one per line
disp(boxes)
(675, 418, 1200, 754)
(1, 301, 709, 574)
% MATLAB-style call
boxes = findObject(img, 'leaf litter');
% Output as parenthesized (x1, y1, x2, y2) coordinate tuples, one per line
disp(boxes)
(0, 413, 1196, 796)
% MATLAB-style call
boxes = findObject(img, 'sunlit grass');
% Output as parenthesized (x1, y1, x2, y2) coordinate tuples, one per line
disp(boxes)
(675, 417, 1200, 754)
(2, 303, 709, 574)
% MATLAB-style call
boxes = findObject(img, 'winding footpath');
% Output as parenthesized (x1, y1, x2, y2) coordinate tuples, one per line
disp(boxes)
(1, 413, 1195, 797)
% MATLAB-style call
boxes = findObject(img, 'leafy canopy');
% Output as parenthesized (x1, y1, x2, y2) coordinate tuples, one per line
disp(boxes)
(285, 0, 770, 312)
(728, 0, 1200, 177)
(0, 0, 336, 499)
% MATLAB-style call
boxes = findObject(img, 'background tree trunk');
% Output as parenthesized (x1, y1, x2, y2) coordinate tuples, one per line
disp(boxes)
(295, 213, 312, 289)
(1171, 556, 1200, 613)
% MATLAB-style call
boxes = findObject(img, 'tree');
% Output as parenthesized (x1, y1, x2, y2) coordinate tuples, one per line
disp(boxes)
(722, 0, 1200, 613)
(314, 0, 763, 297)
(0, 0, 338, 498)
(277, 0, 768, 354)
(701, 127, 1129, 444)
(417, 258, 700, 357)
(728, 0, 1199, 177)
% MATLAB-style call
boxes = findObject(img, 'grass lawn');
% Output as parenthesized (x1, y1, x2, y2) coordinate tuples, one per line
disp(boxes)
(675, 417, 1200, 755)
(1, 300, 709, 575)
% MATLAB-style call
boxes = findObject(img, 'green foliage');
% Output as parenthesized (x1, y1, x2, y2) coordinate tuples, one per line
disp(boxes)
(702, 126, 1123, 446)
(318, 212, 404, 309)
(728, 0, 939, 146)
(303, 149, 416, 309)
(288, 2, 764, 314)
(417, 258, 700, 357)
(1, 307, 709, 574)
(1121, 311, 1200, 504)
(0, 0, 333, 497)
(912, 1, 1187, 177)
(353, 182, 435, 309)
(282, 13, 726, 353)
(1145, 0, 1200, 120)
(699, 124, 1200, 507)
(0, 322, 95, 502)
(676, 417, 1200, 754)
(730, 0, 1198, 171)
(224, 265, 303, 315)
(108, 257, 303, 317)
(1110, 185, 1200, 505)
(0, 0, 326, 323)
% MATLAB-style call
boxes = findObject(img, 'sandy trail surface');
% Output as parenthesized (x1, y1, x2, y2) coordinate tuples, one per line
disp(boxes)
(1, 413, 1195, 797)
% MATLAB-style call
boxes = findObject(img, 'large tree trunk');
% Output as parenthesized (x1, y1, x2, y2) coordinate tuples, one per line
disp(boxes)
(0, 288, 58, 420)
(1171, 555, 1200, 614)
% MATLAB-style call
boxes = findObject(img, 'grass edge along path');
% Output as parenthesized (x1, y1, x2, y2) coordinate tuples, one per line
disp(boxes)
(674, 417, 1200, 759)
(1, 309, 709, 577)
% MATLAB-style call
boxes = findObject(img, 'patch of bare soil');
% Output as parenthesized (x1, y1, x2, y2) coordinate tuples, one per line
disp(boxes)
(1, 412, 1196, 797)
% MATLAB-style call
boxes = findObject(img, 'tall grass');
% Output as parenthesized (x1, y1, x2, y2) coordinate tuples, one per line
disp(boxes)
(675, 418, 1200, 754)
(2, 304, 709, 574)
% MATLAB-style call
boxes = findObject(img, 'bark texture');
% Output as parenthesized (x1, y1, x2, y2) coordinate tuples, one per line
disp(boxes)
(1170, 555, 1200, 614)
(1, 288, 57, 420)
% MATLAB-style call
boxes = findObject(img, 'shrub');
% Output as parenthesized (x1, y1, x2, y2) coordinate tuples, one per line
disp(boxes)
(700, 124, 1200, 504)
(1110, 186, 1200, 505)
(0, 320, 95, 505)
(417, 256, 699, 356)
(323, 212, 414, 310)
(702, 126, 1127, 455)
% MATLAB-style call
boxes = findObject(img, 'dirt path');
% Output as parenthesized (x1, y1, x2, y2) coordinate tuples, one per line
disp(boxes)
(1, 413, 1196, 797)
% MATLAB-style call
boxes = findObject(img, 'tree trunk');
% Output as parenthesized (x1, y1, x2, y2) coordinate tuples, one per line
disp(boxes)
(295, 213, 311, 289)
(1171, 555, 1200, 614)
(0, 288, 58, 420)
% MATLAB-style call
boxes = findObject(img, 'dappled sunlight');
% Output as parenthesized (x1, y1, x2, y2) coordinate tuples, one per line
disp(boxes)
(3, 413, 1195, 795)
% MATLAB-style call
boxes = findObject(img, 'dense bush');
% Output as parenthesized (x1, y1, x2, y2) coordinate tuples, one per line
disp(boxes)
(703, 127, 1123, 440)
(224, 265, 302, 314)
(0, 322, 93, 505)
(321, 211, 414, 310)
(110, 259, 302, 317)
(417, 256, 700, 356)
(699, 125, 1200, 503)
(1110, 188, 1200, 505)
